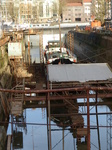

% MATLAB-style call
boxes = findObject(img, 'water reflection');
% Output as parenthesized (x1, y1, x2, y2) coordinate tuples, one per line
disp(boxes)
(25, 46, 40, 64)
(4, 37, 112, 150)
(7, 100, 112, 150)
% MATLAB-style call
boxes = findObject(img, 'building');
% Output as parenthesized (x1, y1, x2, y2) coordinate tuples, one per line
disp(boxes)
(18, 0, 58, 23)
(13, 0, 19, 23)
(19, 0, 33, 23)
(62, 0, 91, 22)
(1, 0, 92, 23)
(83, 0, 92, 21)
(38, 0, 58, 22)
(63, 2, 84, 22)
(1, 0, 14, 22)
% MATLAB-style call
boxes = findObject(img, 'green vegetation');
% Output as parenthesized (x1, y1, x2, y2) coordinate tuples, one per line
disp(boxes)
(0, 53, 8, 69)
(91, 0, 107, 24)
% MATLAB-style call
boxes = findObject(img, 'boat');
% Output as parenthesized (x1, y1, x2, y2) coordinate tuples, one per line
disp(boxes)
(44, 40, 77, 64)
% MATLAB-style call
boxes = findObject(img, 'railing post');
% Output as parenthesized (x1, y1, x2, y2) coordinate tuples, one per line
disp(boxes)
(87, 89, 90, 150)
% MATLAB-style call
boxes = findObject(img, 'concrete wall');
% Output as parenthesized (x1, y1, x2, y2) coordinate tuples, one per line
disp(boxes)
(0, 47, 12, 150)
(0, 126, 6, 150)
(65, 31, 112, 67)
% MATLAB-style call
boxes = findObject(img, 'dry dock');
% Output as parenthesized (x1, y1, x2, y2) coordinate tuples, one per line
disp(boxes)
(1, 30, 112, 150)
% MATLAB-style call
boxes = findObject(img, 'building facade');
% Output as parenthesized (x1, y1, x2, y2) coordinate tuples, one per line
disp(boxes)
(1, 0, 92, 23)
(83, 0, 92, 21)
(1, 0, 14, 22)
(63, 3, 84, 22)
(19, 0, 33, 23)
(18, 0, 58, 23)
(63, 0, 91, 23)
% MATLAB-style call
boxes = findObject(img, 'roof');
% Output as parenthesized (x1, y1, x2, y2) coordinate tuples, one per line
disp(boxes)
(66, 0, 82, 3)
(48, 63, 112, 83)
(67, 3, 82, 6)
(83, 0, 92, 3)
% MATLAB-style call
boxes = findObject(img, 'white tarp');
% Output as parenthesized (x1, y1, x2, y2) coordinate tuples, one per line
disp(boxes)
(8, 42, 22, 58)
(48, 63, 112, 83)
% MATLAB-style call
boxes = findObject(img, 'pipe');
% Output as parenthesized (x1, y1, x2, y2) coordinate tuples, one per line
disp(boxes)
(1, 86, 112, 94)
(95, 91, 101, 150)
(8, 93, 112, 101)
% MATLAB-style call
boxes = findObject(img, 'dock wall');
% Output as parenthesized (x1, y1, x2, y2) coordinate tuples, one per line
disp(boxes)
(65, 31, 112, 67)
(0, 47, 12, 150)
(72, 31, 112, 48)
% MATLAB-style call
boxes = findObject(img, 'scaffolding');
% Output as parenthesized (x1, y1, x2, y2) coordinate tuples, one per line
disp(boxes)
(67, 32, 74, 53)
(107, 107, 112, 150)
(39, 30, 43, 63)
(28, 29, 43, 63)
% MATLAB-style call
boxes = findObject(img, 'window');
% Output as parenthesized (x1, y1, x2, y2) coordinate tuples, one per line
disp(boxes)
(53, 2, 57, 16)
(39, 2, 43, 17)
(53, 14, 57, 16)
(75, 9, 81, 11)
(46, 3, 49, 17)
(75, 13, 81, 17)
(75, 18, 81, 21)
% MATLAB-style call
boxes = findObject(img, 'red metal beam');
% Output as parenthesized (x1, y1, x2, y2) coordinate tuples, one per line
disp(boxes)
(8, 93, 112, 102)
(51, 112, 112, 117)
(2, 86, 112, 94)
(87, 90, 90, 150)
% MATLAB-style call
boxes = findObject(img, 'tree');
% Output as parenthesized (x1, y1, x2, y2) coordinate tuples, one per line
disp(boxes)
(91, 0, 108, 24)
(58, 0, 67, 19)
(7, 2, 14, 21)
(13, 7, 19, 23)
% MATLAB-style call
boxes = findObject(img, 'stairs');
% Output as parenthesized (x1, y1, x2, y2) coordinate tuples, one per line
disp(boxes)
(11, 78, 25, 116)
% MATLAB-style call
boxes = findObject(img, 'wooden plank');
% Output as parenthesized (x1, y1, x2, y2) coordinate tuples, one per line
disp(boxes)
(77, 128, 87, 136)
(7, 135, 11, 150)
(11, 101, 23, 115)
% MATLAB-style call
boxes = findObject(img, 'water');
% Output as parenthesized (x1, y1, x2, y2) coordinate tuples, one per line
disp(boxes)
(7, 100, 111, 150)
(6, 34, 112, 150)
(29, 46, 40, 63)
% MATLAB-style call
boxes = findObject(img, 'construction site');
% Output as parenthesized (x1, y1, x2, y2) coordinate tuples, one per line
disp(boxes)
(0, 25, 112, 150)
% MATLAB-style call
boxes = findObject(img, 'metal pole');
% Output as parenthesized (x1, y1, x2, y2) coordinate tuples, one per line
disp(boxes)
(59, 16, 61, 52)
(95, 91, 101, 150)
(48, 87, 52, 150)
(87, 89, 90, 150)
(58, 0, 62, 52)
(63, 127, 64, 150)
(2, 86, 112, 94)
(28, 30, 30, 65)
(11, 115, 14, 150)
(47, 66, 52, 150)
(32, 126, 34, 150)
(46, 77, 49, 150)
(111, 0, 112, 20)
